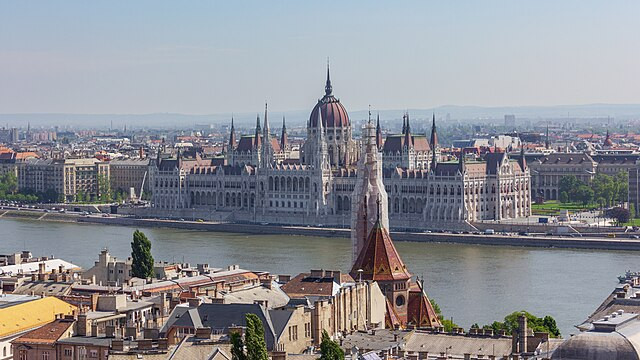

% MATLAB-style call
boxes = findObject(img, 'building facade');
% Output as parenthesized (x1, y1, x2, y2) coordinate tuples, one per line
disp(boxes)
(109, 158, 150, 199)
(149, 67, 532, 230)
(17, 158, 110, 202)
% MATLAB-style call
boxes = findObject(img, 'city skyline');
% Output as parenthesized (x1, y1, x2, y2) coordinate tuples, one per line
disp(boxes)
(1, 1, 639, 115)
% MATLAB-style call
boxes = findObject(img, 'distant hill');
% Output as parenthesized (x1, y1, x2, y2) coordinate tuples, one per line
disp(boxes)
(1, 103, 639, 129)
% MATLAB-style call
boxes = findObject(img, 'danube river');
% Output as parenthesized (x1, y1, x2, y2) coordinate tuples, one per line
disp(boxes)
(1, 217, 636, 337)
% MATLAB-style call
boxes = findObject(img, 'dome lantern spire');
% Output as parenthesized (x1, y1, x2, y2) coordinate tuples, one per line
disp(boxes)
(325, 58, 332, 96)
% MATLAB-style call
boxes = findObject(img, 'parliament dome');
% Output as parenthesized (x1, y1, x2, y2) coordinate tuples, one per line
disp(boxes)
(308, 66, 350, 129)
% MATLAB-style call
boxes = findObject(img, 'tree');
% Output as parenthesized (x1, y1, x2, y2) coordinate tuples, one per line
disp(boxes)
(608, 207, 631, 225)
(131, 230, 154, 279)
(97, 174, 112, 203)
(320, 330, 344, 360)
(230, 331, 246, 360)
(245, 313, 269, 360)
(614, 171, 629, 205)
(559, 191, 569, 204)
(558, 175, 581, 201)
(476, 311, 561, 338)
(575, 185, 594, 205)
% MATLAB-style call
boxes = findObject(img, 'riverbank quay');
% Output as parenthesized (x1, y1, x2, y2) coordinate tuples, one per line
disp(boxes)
(3, 208, 640, 251)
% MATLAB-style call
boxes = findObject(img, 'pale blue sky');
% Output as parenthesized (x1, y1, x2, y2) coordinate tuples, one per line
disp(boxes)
(1, 1, 638, 114)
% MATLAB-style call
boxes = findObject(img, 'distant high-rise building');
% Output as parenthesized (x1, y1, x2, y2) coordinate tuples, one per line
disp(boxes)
(504, 114, 516, 128)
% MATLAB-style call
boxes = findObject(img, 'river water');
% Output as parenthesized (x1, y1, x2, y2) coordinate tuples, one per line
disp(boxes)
(1, 217, 636, 337)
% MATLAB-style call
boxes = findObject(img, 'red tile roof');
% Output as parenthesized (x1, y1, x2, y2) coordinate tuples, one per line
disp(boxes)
(350, 219, 411, 282)
(12, 318, 74, 345)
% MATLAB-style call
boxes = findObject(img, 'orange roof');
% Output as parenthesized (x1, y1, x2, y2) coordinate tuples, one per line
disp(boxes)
(350, 219, 411, 282)
(12, 318, 74, 345)
(15, 152, 38, 160)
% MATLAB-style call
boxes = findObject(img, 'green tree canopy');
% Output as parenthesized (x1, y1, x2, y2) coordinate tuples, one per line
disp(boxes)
(131, 230, 154, 279)
(476, 311, 560, 338)
(230, 331, 246, 360)
(320, 330, 345, 360)
(245, 313, 269, 360)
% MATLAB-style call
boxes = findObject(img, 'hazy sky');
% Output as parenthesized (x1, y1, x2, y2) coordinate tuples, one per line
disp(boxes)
(1, 1, 639, 114)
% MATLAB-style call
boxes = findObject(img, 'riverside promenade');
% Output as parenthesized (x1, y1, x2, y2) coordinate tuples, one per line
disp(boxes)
(2, 208, 640, 251)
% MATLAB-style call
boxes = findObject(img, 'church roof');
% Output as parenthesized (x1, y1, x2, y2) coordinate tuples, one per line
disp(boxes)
(350, 218, 411, 282)
(407, 282, 441, 328)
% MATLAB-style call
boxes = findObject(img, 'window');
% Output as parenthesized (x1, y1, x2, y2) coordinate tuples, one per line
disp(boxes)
(19, 350, 27, 360)
(64, 348, 73, 357)
(395, 295, 405, 307)
(42, 352, 50, 360)
(90, 349, 98, 358)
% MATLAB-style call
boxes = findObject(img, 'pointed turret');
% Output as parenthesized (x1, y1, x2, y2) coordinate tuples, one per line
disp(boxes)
(228, 116, 237, 150)
(545, 124, 550, 149)
(280, 115, 288, 150)
(254, 114, 262, 148)
(261, 102, 274, 167)
(325, 59, 332, 96)
(376, 113, 383, 149)
(350, 213, 411, 282)
(430, 113, 438, 149)
(404, 112, 413, 149)
(402, 113, 407, 135)
(519, 146, 527, 171)
(604, 129, 613, 147)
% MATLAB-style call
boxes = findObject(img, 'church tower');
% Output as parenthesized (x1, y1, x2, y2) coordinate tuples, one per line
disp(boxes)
(351, 120, 389, 265)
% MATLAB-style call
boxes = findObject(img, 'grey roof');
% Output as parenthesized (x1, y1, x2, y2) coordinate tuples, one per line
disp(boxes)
(197, 303, 277, 350)
(404, 332, 512, 357)
(160, 306, 192, 334)
(221, 283, 289, 309)
(269, 308, 294, 340)
(162, 303, 278, 350)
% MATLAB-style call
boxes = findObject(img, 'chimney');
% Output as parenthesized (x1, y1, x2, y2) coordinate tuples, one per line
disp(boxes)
(418, 352, 429, 360)
(254, 299, 268, 309)
(272, 351, 287, 360)
(111, 339, 124, 352)
(157, 338, 169, 350)
(278, 275, 291, 283)
(210, 297, 225, 304)
(518, 314, 528, 353)
(195, 327, 212, 340)
(310, 269, 324, 278)
(91, 293, 99, 311)
(106, 325, 117, 338)
(137, 339, 153, 350)
(332, 270, 342, 284)
(188, 297, 202, 308)
(76, 313, 89, 336)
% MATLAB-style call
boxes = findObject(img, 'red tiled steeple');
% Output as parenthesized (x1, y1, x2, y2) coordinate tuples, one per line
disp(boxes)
(350, 217, 411, 282)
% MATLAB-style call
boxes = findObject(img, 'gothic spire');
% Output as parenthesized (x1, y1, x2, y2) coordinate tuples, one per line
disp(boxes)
(404, 112, 412, 149)
(254, 114, 261, 147)
(280, 115, 288, 150)
(376, 113, 383, 149)
(402, 113, 407, 135)
(325, 58, 332, 96)
(430, 113, 439, 149)
(545, 124, 550, 149)
(519, 145, 527, 171)
(228, 116, 236, 150)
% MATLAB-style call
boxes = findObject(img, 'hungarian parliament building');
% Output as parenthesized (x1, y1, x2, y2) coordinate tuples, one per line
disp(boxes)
(150, 68, 532, 230)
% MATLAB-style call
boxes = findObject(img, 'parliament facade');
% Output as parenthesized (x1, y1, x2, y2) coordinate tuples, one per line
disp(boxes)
(150, 67, 531, 230)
